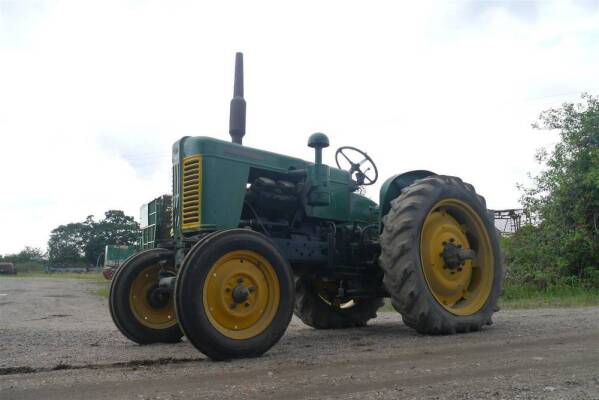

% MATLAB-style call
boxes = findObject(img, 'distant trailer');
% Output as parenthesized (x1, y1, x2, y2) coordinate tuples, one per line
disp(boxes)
(0, 262, 17, 275)
(102, 195, 172, 280)
(140, 195, 172, 250)
(102, 245, 137, 280)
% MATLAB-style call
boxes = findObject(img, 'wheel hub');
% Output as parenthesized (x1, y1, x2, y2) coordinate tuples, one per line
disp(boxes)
(129, 265, 177, 329)
(232, 284, 251, 304)
(147, 285, 170, 309)
(441, 241, 476, 270)
(203, 250, 280, 340)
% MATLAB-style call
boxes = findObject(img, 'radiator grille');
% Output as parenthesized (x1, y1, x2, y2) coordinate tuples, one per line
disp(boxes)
(181, 155, 202, 230)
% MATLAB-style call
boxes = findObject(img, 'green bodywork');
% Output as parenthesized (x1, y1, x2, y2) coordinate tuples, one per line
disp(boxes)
(169, 135, 434, 272)
(172, 136, 377, 235)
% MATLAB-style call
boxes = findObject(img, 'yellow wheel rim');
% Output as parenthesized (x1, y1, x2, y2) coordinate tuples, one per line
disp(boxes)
(203, 250, 280, 340)
(420, 199, 494, 316)
(129, 265, 177, 329)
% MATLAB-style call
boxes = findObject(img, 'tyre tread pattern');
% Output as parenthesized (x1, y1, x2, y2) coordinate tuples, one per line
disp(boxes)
(379, 175, 504, 335)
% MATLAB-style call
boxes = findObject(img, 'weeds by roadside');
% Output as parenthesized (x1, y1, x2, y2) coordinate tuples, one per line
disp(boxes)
(499, 283, 599, 309)
(6, 272, 599, 310)
(95, 286, 110, 297)
(379, 283, 599, 312)
(0, 271, 106, 283)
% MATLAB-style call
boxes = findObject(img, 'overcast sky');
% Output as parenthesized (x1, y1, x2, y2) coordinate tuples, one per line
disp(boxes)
(1, 0, 598, 255)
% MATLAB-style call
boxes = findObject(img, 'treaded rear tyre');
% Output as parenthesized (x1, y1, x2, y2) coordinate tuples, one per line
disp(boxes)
(379, 175, 503, 334)
(294, 276, 383, 329)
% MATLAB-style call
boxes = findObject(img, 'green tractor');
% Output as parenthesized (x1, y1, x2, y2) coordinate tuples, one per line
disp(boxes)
(109, 53, 503, 360)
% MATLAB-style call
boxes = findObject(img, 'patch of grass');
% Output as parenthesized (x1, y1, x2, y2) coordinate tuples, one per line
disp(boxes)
(94, 285, 110, 298)
(0, 271, 106, 283)
(499, 283, 599, 309)
(378, 284, 599, 313)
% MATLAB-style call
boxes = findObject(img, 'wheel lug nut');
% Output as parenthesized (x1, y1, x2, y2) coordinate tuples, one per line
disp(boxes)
(237, 278, 244, 284)
(450, 238, 455, 243)
(225, 288, 231, 292)
(229, 303, 237, 309)
(245, 302, 250, 307)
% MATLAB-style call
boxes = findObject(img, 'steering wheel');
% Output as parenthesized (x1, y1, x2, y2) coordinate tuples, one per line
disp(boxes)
(335, 146, 378, 186)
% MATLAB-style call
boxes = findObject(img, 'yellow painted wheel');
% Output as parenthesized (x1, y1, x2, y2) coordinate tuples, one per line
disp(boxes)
(420, 199, 494, 316)
(175, 229, 294, 360)
(109, 248, 182, 344)
(380, 175, 503, 335)
(129, 265, 178, 330)
(203, 250, 280, 340)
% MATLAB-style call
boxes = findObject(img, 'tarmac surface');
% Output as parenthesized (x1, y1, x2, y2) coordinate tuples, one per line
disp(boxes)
(1, 277, 599, 399)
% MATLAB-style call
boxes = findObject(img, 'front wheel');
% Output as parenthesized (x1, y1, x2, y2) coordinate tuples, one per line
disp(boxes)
(109, 249, 183, 344)
(175, 229, 294, 360)
(379, 175, 504, 334)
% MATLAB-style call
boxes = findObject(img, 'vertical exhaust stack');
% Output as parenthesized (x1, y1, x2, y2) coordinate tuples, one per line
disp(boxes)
(229, 52, 246, 145)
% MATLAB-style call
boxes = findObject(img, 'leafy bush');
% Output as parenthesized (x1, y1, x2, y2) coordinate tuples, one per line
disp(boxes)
(506, 94, 599, 289)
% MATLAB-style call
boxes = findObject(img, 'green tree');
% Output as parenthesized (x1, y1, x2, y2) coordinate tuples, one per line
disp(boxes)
(47, 222, 88, 264)
(0, 246, 46, 263)
(508, 94, 599, 287)
(83, 210, 140, 265)
(47, 210, 140, 265)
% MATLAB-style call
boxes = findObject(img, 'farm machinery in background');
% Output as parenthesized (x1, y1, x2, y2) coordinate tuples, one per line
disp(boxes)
(101, 195, 172, 280)
(0, 262, 17, 275)
(101, 245, 137, 280)
(108, 53, 504, 361)
(491, 209, 530, 236)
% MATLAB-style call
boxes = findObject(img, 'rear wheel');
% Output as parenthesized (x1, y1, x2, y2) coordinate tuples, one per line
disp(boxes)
(294, 276, 383, 329)
(109, 249, 183, 344)
(175, 229, 294, 360)
(379, 175, 503, 334)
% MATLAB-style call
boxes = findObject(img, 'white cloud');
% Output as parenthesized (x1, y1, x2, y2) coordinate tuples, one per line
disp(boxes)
(1, 0, 598, 254)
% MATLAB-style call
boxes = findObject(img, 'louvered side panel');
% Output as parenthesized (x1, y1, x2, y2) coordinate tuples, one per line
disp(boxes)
(181, 155, 202, 230)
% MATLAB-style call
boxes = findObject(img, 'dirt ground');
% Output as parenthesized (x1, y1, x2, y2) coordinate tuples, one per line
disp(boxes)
(1, 277, 599, 400)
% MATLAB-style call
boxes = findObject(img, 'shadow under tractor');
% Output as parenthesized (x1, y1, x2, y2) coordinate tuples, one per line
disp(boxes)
(109, 53, 504, 360)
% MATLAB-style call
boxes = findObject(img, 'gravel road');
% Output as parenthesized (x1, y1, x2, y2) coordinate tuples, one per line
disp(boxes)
(1, 277, 599, 400)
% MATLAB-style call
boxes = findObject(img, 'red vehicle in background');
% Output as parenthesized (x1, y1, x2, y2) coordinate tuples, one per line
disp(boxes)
(0, 262, 17, 275)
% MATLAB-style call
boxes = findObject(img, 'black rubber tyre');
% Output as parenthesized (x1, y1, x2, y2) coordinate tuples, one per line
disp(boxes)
(175, 229, 294, 360)
(109, 248, 183, 344)
(379, 175, 504, 334)
(294, 276, 384, 329)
